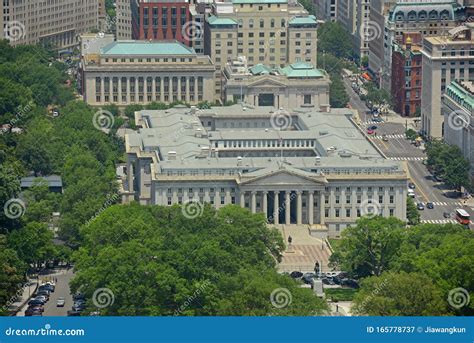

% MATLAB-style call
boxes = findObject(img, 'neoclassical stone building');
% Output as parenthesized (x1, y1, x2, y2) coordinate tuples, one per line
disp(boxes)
(82, 40, 216, 106)
(223, 57, 331, 109)
(123, 105, 408, 237)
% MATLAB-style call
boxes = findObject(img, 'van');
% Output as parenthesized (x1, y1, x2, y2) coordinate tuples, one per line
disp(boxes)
(408, 189, 415, 198)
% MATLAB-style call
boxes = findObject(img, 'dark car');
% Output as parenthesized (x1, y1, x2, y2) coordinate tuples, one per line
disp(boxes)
(302, 273, 316, 285)
(67, 310, 81, 316)
(443, 211, 452, 218)
(39, 284, 54, 293)
(289, 271, 303, 279)
(73, 293, 86, 301)
(322, 277, 335, 285)
(28, 299, 45, 306)
(25, 307, 43, 316)
(28, 305, 44, 313)
(341, 278, 359, 288)
(408, 182, 416, 189)
(417, 202, 425, 210)
(426, 202, 434, 209)
(369, 125, 378, 130)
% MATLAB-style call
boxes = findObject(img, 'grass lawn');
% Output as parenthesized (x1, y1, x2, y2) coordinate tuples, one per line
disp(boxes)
(325, 288, 358, 302)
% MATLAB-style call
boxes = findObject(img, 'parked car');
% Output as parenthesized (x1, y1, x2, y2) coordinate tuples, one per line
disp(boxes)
(28, 298, 45, 306)
(417, 202, 425, 210)
(39, 284, 55, 293)
(408, 182, 416, 189)
(302, 273, 316, 285)
(25, 308, 42, 316)
(73, 293, 85, 301)
(72, 303, 86, 312)
(369, 125, 378, 130)
(341, 278, 359, 289)
(426, 202, 434, 209)
(322, 277, 335, 285)
(28, 305, 44, 313)
(57, 297, 66, 307)
(367, 129, 375, 135)
(289, 271, 303, 279)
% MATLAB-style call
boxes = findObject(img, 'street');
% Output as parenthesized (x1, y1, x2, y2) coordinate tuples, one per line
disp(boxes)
(17, 267, 74, 317)
(343, 76, 474, 225)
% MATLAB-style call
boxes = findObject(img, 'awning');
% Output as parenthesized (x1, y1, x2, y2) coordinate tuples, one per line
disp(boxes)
(361, 72, 372, 81)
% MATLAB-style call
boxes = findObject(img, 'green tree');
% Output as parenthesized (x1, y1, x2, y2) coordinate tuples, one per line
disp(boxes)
(71, 204, 328, 316)
(352, 272, 447, 316)
(317, 22, 354, 59)
(329, 77, 349, 108)
(7, 222, 56, 267)
(329, 216, 406, 277)
(406, 196, 420, 225)
(405, 129, 417, 141)
(102, 104, 120, 117)
(361, 56, 369, 68)
(124, 104, 144, 120)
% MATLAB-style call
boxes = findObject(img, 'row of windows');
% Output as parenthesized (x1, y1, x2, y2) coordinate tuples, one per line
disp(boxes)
(97, 94, 202, 103)
(328, 208, 395, 218)
(326, 195, 396, 205)
(325, 186, 396, 193)
(218, 139, 315, 149)
(103, 57, 193, 63)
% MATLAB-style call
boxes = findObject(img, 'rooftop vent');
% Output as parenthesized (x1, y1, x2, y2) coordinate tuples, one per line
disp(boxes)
(168, 151, 177, 160)
(237, 156, 243, 166)
(315, 156, 321, 165)
(338, 150, 352, 158)
(319, 130, 329, 136)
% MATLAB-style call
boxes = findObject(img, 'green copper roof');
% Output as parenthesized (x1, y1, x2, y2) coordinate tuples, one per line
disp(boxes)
(232, 0, 287, 3)
(249, 64, 273, 75)
(446, 80, 474, 111)
(288, 15, 317, 26)
(279, 62, 325, 78)
(207, 16, 238, 26)
(101, 41, 195, 56)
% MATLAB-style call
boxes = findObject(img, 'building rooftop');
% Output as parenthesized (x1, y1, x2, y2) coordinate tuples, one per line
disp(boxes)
(126, 105, 406, 178)
(207, 16, 238, 26)
(288, 15, 317, 26)
(100, 40, 196, 56)
(20, 175, 63, 188)
(278, 62, 325, 78)
(231, 0, 288, 3)
(446, 80, 474, 111)
(233, 61, 326, 79)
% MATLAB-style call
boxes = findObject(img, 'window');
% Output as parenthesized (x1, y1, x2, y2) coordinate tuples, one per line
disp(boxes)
(304, 94, 311, 104)
(346, 209, 351, 217)
(259, 19, 264, 28)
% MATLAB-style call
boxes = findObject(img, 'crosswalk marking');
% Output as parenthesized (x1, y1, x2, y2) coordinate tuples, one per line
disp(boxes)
(420, 219, 458, 224)
(429, 201, 465, 207)
(370, 134, 405, 139)
(387, 157, 427, 161)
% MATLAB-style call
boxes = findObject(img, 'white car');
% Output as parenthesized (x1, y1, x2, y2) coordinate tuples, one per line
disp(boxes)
(56, 297, 65, 307)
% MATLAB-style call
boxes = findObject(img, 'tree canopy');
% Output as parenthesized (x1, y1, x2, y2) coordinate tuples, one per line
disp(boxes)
(71, 203, 328, 316)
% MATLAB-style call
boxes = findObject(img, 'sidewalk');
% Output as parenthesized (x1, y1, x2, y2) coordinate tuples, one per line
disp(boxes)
(6, 278, 38, 315)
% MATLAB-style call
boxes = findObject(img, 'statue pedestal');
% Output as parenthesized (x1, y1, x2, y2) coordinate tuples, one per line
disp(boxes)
(286, 244, 295, 254)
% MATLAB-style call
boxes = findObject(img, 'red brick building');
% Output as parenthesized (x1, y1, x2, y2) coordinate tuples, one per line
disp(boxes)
(391, 33, 422, 117)
(131, 0, 191, 46)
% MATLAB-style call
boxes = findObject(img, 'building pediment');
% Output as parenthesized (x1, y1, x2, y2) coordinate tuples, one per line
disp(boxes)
(239, 165, 327, 189)
(247, 77, 288, 89)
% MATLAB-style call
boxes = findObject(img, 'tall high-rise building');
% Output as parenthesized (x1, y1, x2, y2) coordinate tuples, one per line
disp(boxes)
(421, 23, 474, 138)
(115, 0, 193, 47)
(381, 0, 465, 91)
(314, 0, 338, 21)
(0, 0, 99, 50)
(204, 0, 318, 99)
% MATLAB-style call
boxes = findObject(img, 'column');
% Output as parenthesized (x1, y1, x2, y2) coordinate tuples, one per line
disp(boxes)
(126, 77, 131, 103)
(143, 77, 148, 103)
(204, 189, 210, 203)
(127, 161, 134, 192)
(320, 192, 325, 225)
(296, 191, 302, 225)
(177, 77, 182, 101)
(262, 191, 268, 219)
(251, 191, 257, 213)
(225, 189, 231, 204)
(285, 191, 291, 225)
(384, 188, 389, 217)
(215, 189, 220, 209)
(169, 77, 173, 102)
(109, 77, 113, 101)
(172, 189, 178, 204)
(100, 77, 105, 103)
(185, 77, 190, 103)
(194, 77, 199, 102)
(118, 77, 122, 103)
(308, 191, 314, 225)
(152, 77, 156, 101)
(240, 191, 245, 208)
(273, 191, 279, 225)
(135, 77, 139, 102)
(160, 78, 165, 102)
